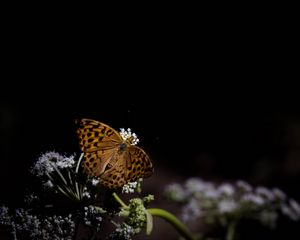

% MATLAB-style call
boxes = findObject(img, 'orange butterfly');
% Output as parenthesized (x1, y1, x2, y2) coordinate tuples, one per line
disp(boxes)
(76, 119, 153, 188)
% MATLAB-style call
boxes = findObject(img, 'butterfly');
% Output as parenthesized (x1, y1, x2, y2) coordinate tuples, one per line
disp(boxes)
(76, 119, 153, 189)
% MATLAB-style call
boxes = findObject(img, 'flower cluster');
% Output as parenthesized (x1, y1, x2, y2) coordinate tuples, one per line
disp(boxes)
(119, 128, 140, 145)
(110, 194, 155, 239)
(1, 152, 109, 239)
(109, 223, 135, 240)
(164, 178, 300, 230)
(122, 179, 143, 194)
(0, 145, 160, 239)
(82, 206, 104, 232)
(31, 151, 75, 177)
(0, 207, 75, 240)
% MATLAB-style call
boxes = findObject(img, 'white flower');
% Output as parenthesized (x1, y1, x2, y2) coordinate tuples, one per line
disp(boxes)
(119, 128, 140, 145)
(164, 183, 186, 201)
(182, 198, 202, 222)
(256, 186, 275, 201)
(31, 151, 75, 177)
(91, 178, 100, 186)
(55, 155, 75, 169)
(0, 206, 11, 225)
(185, 178, 213, 195)
(122, 182, 138, 194)
(289, 199, 300, 216)
(241, 193, 265, 206)
(112, 223, 135, 240)
(31, 152, 57, 176)
(204, 189, 220, 199)
(218, 183, 235, 196)
(82, 187, 91, 199)
(24, 193, 39, 204)
(43, 180, 54, 188)
(281, 203, 300, 221)
(218, 199, 238, 213)
(272, 188, 286, 200)
(236, 180, 253, 192)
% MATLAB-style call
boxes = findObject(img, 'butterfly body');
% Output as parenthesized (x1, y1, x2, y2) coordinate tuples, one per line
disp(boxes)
(76, 119, 153, 189)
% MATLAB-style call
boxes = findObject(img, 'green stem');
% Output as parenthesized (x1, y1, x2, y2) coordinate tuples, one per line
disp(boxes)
(147, 208, 196, 240)
(226, 220, 237, 240)
(112, 192, 128, 208)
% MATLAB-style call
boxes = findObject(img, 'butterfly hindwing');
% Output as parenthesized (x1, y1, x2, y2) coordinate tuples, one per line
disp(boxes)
(83, 148, 119, 176)
(126, 145, 154, 182)
(99, 150, 128, 188)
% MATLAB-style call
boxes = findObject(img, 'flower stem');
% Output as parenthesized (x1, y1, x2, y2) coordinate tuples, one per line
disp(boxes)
(226, 220, 237, 240)
(147, 208, 196, 240)
(112, 192, 128, 208)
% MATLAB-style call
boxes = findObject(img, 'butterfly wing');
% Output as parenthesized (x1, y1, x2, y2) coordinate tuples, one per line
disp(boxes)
(76, 119, 122, 176)
(127, 145, 154, 182)
(76, 119, 122, 152)
(99, 150, 128, 188)
(83, 149, 119, 176)
(100, 145, 153, 189)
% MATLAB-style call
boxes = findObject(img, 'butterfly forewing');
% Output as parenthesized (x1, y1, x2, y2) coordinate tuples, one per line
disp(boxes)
(77, 119, 122, 152)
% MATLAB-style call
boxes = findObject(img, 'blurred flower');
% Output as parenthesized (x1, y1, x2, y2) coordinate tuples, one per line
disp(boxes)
(289, 199, 300, 216)
(182, 198, 202, 222)
(218, 183, 235, 196)
(164, 177, 300, 238)
(241, 193, 265, 206)
(109, 223, 135, 240)
(256, 186, 275, 201)
(218, 199, 237, 213)
(164, 183, 186, 202)
(272, 188, 286, 200)
(236, 180, 253, 192)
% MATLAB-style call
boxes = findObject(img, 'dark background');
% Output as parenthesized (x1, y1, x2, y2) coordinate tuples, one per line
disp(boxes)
(1, 14, 300, 238)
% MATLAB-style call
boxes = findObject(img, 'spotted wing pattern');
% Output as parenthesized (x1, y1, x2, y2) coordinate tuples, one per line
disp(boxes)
(76, 119, 122, 176)
(76, 118, 154, 189)
(76, 119, 121, 152)
(100, 145, 154, 188)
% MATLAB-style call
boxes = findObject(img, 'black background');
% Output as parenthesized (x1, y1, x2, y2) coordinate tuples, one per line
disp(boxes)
(1, 16, 300, 238)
